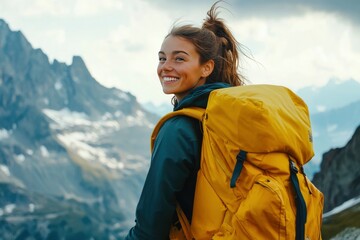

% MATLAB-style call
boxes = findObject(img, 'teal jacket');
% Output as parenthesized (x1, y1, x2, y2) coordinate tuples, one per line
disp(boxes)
(125, 82, 230, 240)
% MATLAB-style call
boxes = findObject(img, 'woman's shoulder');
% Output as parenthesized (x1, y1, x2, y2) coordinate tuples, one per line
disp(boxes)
(161, 114, 200, 132)
(158, 115, 202, 141)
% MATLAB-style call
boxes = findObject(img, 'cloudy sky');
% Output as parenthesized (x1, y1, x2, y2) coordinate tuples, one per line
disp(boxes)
(1, 0, 359, 105)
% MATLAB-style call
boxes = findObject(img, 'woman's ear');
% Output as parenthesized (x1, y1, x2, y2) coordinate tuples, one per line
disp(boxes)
(201, 60, 215, 77)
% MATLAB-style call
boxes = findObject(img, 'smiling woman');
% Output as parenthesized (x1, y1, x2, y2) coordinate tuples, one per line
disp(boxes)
(124, 1, 247, 239)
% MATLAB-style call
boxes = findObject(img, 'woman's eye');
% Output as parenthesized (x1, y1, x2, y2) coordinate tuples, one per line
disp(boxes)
(159, 57, 166, 62)
(175, 57, 184, 62)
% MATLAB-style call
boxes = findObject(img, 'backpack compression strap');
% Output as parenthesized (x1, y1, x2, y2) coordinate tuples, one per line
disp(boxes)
(151, 107, 205, 151)
(230, 150, 247, 188)
(289, 160, 307, 240)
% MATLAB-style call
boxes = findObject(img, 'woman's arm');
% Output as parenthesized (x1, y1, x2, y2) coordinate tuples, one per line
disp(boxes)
(125, 116, 201, 240)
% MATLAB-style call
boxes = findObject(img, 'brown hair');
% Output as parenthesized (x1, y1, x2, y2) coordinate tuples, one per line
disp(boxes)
(167, 1, 246, 86)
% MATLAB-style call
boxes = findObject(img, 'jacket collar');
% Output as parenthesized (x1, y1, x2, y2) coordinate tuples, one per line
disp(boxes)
(174, 82, 231, 111)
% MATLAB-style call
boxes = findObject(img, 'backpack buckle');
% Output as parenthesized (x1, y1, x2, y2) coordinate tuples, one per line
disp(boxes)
(290, 160, 299, 174)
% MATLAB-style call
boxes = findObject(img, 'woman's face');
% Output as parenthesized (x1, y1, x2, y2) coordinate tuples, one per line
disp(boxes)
(157, 36, 211, 101)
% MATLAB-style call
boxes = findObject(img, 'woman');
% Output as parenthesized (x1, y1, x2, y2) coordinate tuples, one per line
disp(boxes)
(125, 2, 246, 239)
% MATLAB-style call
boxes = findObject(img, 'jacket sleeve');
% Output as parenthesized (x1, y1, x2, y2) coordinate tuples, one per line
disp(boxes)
(125, 116, 201, 240)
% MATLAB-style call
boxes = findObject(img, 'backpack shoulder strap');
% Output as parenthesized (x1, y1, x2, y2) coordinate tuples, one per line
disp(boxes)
(151, 107, 205, 240)
(150, 107, 205, 151)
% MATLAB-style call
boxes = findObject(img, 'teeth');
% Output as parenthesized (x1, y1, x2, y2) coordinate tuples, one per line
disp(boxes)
(163, 77, 178, 82)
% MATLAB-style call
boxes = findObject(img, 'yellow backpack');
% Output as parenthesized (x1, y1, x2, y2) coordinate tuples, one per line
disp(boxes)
(151, 85, 324, 240)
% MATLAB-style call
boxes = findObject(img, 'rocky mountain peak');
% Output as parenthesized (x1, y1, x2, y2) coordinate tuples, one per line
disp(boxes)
(0, 19, 152, 119)
(70, 55, 93, 82)
(312, 126, 360, 212)
(0, 19, 10, 48)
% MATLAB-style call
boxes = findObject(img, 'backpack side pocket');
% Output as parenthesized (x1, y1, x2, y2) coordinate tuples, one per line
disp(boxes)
(233, 175, 287, 239)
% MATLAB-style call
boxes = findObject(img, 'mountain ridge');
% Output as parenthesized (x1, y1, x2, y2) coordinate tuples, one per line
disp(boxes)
(0, 18, 155, 239)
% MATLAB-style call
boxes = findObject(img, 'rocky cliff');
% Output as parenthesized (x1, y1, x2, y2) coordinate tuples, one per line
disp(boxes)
(312, 126, 360, 213)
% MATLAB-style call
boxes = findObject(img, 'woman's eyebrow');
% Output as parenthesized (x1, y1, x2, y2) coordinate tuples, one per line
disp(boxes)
(158, 50, 189, 55)
(173, 50, 189, 55)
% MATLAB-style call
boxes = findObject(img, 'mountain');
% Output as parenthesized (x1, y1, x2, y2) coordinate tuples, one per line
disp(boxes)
(142, 101, 173, 117)
(312, 125, 360, 238)
(312, 125, 360, 213)
(297, 79, 360, 114)
(311, 99, 360, 156)
(0, 18, 158, 239)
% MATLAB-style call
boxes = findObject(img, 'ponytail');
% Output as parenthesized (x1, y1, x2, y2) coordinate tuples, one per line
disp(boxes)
(202, 1, 244, 86)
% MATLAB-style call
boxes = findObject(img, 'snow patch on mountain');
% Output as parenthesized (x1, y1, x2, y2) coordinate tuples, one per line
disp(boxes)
(323, 196, 360, 218)
(0, 129, 11, 140)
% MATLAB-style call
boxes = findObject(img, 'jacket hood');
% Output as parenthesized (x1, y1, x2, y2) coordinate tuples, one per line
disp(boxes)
(174, 82, 231, 111)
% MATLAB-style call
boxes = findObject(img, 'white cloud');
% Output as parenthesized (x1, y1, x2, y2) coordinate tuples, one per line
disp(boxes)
(80, 0, 173, 104)
(2, 0, 123, 17)
(73, 0, 123, 16)
(234, 11, 360, 91)
(23, 0, 70, 16)
(1, 0, 359, 104)
(44, 29, 66, 45)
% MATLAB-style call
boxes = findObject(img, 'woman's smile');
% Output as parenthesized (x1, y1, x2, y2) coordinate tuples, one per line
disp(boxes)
(162, 76, 180, 83)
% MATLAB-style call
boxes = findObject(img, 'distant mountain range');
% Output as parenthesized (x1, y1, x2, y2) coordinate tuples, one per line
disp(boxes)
(143, 101, 173, 117)
(1, 17, 359, 239)
(296, 79, 360, 114)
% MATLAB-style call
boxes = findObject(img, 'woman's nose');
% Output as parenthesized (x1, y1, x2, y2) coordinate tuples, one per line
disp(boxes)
(161, 60, 173, 71)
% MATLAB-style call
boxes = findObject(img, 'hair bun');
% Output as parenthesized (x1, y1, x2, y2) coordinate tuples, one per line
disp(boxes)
(220, 37, 228, 48)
